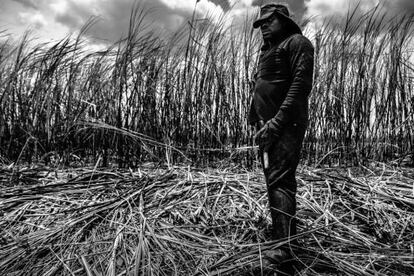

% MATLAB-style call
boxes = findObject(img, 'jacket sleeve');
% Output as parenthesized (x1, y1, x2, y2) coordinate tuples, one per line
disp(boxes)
(268, 35, 314, 136)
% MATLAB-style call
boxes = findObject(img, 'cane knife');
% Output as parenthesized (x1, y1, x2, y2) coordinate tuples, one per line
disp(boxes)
(259, 120, 269, 169)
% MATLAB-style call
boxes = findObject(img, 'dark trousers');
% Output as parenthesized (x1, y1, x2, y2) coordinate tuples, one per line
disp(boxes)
(258, 122, 306, 242)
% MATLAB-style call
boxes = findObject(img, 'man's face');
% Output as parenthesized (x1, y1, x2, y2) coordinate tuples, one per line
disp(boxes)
(260, 14, 283, 40)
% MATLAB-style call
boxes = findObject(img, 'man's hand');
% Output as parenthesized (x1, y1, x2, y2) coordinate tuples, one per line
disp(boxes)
(254, 119, 281, 151)
(254, 123, 270, 149)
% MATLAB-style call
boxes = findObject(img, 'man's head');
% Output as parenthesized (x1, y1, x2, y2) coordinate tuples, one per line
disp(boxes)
(253, 3, 302, 37)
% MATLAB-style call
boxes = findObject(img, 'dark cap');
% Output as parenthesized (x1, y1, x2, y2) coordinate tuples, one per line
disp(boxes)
(253, 3, 302, 34)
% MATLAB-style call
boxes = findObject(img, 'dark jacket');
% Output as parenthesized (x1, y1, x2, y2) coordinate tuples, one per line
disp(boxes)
(248, 33, 314, 133)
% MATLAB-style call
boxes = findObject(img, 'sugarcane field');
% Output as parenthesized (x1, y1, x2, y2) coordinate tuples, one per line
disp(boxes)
(1, 1, 414, 276)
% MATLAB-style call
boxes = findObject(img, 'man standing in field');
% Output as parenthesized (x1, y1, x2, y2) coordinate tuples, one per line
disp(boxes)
(249, 2, 314, 275)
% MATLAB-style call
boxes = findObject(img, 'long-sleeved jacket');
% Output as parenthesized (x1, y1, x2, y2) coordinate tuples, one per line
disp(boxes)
(248, 33, 314, 135)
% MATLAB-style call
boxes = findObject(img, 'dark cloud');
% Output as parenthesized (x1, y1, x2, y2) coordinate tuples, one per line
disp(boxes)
(382, 0, 414, 17)
(55, 1, 94, 31)
(211, 0, 231, 11)
(301, 0, 414, 40)
(12, 0, 41, 10)
(54, 0, 225, 43)
(10, 0, 411, 45)
(306, 0, 414, 23)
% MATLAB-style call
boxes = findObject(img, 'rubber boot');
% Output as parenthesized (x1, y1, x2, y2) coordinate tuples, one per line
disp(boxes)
(267, 188, 296, 240)
(267, 188, 297, 275)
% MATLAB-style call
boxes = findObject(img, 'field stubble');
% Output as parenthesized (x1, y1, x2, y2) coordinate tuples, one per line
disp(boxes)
(0, 162, 413, 275)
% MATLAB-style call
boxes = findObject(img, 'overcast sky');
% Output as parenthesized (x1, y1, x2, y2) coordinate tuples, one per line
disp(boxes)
(0, 0, 413, 44)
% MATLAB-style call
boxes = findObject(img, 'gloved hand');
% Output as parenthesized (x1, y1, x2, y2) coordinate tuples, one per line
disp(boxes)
(254, 119, 281, 151)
